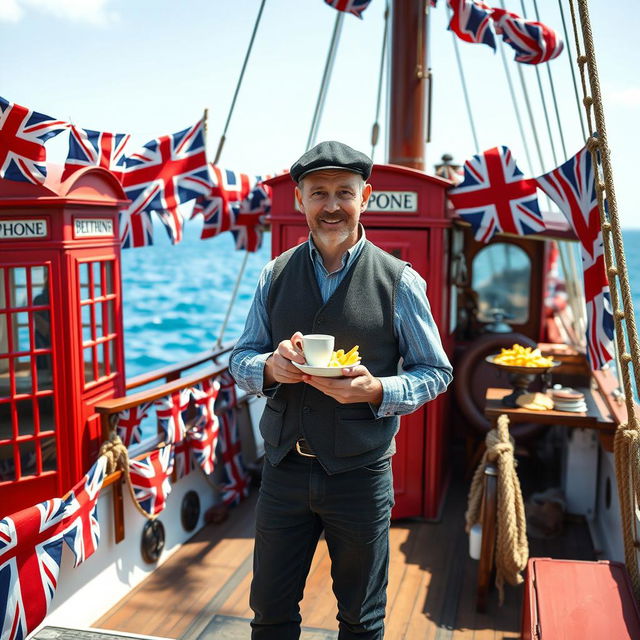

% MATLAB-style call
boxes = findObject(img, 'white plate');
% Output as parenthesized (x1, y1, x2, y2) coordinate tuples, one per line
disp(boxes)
(292, 361, 360, 377)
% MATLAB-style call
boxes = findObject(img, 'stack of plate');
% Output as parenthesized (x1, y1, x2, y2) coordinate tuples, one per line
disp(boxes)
(550, 388, 587, 412)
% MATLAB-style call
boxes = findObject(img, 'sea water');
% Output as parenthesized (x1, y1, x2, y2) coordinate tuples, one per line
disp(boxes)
(121, 226, 640, 378)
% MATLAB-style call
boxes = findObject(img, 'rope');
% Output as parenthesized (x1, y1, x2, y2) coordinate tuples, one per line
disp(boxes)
(519, 0, 558, 167)
(212, 0, 267, 164)
(306, 11, 345, 151)
(497, 35, 534, 173)
(371, 1, 390, 160)
(557, 0, 587, 140)
(570, 0, 640, 600)
(448, 5, 479, 153)
(99, 431, 158, 521)
(466, 414, 528, 604)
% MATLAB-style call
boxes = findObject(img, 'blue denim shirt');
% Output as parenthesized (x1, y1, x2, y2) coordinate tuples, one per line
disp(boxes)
(229, 229, 453, 418)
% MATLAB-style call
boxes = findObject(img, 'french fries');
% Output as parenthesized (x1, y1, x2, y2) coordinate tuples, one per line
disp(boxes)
(328, 345, 360, 367)
(493, 344, 554, 368)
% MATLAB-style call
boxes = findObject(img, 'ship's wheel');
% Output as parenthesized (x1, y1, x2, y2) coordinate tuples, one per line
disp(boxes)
(454, 332, 546, 440)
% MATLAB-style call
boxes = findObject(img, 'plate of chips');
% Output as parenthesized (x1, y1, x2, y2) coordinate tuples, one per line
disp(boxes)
(293, 345, 361, 377)
(486, 344, 560, 374)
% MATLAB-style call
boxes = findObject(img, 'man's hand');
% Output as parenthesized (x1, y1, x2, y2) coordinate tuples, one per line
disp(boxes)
(263, 331, 306, 386)
(302, 365, 383, 406)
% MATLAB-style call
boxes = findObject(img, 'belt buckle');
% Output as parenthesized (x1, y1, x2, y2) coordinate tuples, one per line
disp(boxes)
(295, 439, 316, 458)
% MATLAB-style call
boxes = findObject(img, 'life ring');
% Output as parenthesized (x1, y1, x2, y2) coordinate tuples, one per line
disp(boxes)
(454, 332, 546, 440)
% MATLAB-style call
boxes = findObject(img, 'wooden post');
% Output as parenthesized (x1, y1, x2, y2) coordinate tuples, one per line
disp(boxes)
(476, 463, 498, 612)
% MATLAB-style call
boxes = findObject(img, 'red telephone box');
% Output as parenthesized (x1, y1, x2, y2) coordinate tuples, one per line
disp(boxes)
(0, 166, 128, 516)
(268, 164, 453, 519)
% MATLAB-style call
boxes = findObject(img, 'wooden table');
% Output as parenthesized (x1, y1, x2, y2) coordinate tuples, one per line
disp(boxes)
(475, 386, 618, 611)
(484, 386, 617, 451)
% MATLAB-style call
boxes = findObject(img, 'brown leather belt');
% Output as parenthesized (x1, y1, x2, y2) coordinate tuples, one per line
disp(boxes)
(294, 438, 316, 458)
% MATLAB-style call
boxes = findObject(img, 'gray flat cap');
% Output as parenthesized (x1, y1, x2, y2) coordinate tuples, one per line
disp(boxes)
(290, 141, 373, 183)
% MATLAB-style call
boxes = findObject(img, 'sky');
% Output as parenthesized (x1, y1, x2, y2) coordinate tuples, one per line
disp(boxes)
(2, 0, 639, 228)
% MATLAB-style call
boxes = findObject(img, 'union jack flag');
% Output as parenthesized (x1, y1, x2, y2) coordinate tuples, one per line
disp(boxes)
(115, 402, 152, 447)
(0, 499, 68, 640)
(191, 166, 254, 240)
(230, 178, 272, 252)
(128, 445, 174, 516)
(188, 380, 220, 475)
(62, 126, 130, 182)
(173, 438, 193, 479)
(0, 97, 67, 185)
(61, 456, 107, 567)
(491, 8, 563, 65)
(324, 0, 371, 18)
(119, 209, 154, 249)
(535, 146, 614, 368)
(155, 389, 192, 444)
(448, 146, 543, 243)
(121, 118, 212, 244)
(217, 373, 250, 506)
(447, 0, 496, 50)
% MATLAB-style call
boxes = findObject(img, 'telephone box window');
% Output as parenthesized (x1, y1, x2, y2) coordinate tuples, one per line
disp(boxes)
(0, 263, 57, 485)
(79, 259, 119, 386)
(472, 243, 531, 324)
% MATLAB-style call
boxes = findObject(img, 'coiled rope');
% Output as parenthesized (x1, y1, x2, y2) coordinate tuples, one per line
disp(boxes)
(570, 0, 640, 600)
(466, 414, 528, 604)
(99, 431, 159, 521)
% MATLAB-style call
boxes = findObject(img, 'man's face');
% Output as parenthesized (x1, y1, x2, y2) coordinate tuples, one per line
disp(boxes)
(294, 170, 372, 248)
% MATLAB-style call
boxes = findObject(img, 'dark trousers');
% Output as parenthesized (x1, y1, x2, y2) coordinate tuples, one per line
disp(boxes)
(250, 451, 394, 640)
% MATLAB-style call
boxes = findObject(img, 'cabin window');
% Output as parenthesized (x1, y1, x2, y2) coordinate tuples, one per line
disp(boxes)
(0, 264, 57, 484)
(472, 243, 531, 324)
(79, 259, 119, 387)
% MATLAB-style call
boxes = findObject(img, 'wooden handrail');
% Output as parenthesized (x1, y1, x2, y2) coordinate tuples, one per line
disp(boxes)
(125, 342, 236, 391)
(96, 362, 229, 416)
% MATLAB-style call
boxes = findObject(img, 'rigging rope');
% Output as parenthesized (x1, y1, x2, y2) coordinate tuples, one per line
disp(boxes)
(466, 414, 528, 604)
(557, 0, 588, 140)
(371, 1, 390, 160)
(519, 0, 558, 167)
(497, 36, 534, 173)
(212, 0, 267, 165)
(447, 6, 480, 153)
(306, 11, 345, 151)
(570, 0, 640, 600)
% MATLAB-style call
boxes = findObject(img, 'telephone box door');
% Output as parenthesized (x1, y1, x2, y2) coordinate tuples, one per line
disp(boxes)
(0, 250, 69, 513)
(366, 229, 429, 519)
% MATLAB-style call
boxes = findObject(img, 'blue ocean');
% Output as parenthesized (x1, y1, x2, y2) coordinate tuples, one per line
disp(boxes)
(121, 226, 640, 379)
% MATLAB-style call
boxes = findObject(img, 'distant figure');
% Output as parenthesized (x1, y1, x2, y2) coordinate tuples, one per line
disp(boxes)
(230, 141, 452, 639)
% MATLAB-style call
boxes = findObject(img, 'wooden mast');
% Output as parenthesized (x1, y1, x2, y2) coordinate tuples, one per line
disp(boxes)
(388, 0, 428, 170)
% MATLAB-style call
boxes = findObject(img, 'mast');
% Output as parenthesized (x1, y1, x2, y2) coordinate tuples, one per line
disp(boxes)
(388, 0, 428, 170)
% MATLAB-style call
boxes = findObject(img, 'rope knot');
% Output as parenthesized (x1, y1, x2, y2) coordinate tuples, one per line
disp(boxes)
(578, 54, 587, 65)
(99, 432, 129, 474)
(586, 135, 599, 150)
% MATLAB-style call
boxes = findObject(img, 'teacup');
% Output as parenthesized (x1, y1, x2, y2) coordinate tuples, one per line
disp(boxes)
(296, 334, 335, 367)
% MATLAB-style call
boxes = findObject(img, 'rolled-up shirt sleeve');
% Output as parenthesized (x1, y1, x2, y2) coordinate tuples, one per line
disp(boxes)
(375, 267, 453, 418)
(229, 261, 276, 395)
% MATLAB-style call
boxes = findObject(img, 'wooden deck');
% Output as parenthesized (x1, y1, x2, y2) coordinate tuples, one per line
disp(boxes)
(94, 473, 594, 640)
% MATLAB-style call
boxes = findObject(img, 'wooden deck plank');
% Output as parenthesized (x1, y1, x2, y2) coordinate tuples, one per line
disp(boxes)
(92, 466, 595, 640)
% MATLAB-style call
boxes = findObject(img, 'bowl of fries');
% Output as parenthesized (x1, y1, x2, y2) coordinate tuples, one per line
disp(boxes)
(485, 344, 560, 407)
(485, 344, 560, 374)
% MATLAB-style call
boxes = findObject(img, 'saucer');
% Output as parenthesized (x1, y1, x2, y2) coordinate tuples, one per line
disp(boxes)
(292, 361, 360, 378)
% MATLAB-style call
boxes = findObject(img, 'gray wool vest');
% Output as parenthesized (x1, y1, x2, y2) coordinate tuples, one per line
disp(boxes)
(259, 239, 407, 474)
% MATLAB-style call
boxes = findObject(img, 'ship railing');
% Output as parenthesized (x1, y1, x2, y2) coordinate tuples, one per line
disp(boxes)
(94, 340, 246, 543)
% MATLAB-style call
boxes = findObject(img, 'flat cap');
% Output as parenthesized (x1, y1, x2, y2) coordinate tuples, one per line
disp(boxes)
(290, 140, 372, 183)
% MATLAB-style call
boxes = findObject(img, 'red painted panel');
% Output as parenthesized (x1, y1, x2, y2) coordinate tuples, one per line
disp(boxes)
(522, 558, 640, 640)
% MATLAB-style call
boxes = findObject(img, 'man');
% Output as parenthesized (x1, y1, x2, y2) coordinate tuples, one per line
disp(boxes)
(230, 141, 452, 639)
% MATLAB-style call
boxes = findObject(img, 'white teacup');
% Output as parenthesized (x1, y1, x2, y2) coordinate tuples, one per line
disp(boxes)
(298, 334, 335, 367)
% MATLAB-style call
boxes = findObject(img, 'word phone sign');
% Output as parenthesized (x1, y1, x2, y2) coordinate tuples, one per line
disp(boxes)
(367, 191, 418, 213)
(0, 218, 48, 240)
